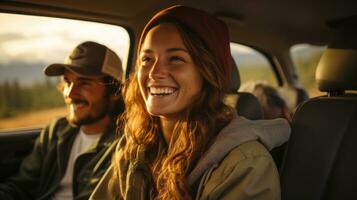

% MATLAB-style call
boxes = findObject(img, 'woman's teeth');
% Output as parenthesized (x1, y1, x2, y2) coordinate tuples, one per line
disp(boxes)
(149, 87, 176, 95)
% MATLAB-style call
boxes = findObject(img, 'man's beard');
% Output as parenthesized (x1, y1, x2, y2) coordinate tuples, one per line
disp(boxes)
(68, 110, 107, 126)
(66, 97, 110, 126)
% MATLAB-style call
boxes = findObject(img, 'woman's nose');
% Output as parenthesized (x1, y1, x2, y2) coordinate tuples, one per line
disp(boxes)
(149, 59, 167, 80)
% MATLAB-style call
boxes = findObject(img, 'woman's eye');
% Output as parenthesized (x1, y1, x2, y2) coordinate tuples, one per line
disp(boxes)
(141, 56, 152, 64)
(169, 56, 185, 63)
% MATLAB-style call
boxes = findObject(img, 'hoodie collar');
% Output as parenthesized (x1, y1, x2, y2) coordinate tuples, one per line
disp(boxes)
(187, 115, 290, 185)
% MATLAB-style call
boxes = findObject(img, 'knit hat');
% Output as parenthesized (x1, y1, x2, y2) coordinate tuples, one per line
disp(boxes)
(138, 5, 232, 90)
(44, 41, 123, 82)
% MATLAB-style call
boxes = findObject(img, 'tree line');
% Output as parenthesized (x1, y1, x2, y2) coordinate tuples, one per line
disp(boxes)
(0, 78, 64, 118)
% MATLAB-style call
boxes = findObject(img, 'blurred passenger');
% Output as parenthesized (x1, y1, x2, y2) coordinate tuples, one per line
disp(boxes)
(0, 41, 124, 200)
(91, 5, 290, 200)
(240, 81, 292, 122)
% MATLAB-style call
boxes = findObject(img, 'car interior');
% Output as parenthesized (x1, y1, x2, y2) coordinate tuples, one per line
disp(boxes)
(280, 25, 357, 200)
(0, 0, 356, 199)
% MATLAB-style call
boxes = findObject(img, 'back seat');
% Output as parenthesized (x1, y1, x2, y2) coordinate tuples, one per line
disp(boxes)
(280, 26, 357, 200)
(226, 58, 289, 169)
(225, 58, 264, 120)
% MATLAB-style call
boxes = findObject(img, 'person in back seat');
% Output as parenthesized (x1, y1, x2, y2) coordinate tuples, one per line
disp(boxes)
(240, 81, 292, 122)
(0, 41, 124, 200)
(240, 81, 291, 170)
(90, 5, 290, 200)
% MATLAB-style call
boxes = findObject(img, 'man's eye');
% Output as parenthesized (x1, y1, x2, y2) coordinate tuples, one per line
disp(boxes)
(63, 77, 69, 83)
(63, 79, 71, 86)
(78, 80, 92, 86)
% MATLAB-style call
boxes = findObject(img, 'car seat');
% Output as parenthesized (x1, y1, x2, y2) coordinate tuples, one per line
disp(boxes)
(226, 59, 289, 169)
(280, 27, 357, 200)
(225, 58, 264, 120)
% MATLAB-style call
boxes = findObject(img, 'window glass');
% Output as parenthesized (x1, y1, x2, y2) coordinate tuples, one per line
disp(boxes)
(0, 13, 130, 131)
(290, 44, 325, 97)
(230, 43, 277, 87)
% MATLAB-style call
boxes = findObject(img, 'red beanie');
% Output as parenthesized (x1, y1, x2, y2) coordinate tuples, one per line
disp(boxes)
(138, 5, 233, 90)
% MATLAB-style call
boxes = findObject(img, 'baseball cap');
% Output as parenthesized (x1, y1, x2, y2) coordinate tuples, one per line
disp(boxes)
(44, 41, 123, 82)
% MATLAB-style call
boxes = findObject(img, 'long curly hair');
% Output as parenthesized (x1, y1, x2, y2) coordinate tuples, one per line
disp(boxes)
(111, 21, 234, 199)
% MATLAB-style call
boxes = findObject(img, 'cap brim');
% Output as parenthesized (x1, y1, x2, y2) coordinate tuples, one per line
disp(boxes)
(44, 64, 105, 79)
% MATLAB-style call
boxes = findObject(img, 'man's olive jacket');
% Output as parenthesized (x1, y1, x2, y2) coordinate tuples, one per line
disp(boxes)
(0, 117, 118, 200)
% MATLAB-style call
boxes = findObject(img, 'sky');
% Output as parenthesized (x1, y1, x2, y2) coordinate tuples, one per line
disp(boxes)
(0, 12, 261, 66)
(0, 12, 325, 68)
(0, 13, 130, 66)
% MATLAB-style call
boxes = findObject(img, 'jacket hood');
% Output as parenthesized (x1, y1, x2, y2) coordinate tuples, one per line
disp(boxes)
(187, 116, 290, 185)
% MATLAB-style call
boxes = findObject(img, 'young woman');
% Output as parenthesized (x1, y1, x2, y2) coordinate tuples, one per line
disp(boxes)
(91, 5, 289, 200)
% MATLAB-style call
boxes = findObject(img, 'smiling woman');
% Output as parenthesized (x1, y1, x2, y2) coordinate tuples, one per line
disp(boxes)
(90, 5, 290, 200)
(0, 13, 129, 131)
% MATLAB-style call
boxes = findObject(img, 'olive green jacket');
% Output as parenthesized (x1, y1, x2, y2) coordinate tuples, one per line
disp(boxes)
(90, 116, 290, 200)
(0, 117, 117, 200)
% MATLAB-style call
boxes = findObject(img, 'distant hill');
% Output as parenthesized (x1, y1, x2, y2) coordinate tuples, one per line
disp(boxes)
(0, 61, 56, 86)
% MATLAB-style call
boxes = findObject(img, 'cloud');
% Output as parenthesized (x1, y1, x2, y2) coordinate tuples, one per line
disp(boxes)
(0, 33, 27, 43)
(0, 13, 130, 66)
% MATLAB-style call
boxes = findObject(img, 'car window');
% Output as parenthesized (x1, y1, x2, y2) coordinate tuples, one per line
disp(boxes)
(230, 42, 277, 87)
(290, 44, 326, 97)
(0, 13, 130, 131)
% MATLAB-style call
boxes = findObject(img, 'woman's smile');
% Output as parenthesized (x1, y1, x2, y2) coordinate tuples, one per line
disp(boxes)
(148, 86, 177, 96)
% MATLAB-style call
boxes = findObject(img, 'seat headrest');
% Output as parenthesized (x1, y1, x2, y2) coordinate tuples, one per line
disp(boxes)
(316, 28, 357, 92)
(236, 92, 264, 120)
(227, 57, 241, 93)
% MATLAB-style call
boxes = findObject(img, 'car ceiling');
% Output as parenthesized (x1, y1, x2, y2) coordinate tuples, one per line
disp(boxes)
(2, 0, 357, 48)
(1, 0, 357, 86)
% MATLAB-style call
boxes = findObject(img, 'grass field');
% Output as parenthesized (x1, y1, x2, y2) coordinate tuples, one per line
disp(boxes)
(0, 107, 67, 130)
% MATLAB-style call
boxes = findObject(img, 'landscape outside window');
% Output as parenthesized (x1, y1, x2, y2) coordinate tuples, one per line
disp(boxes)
(232, 42, 326, 98)
(230, 43, 276, 86)
(290, 44, 326, 97)
(0, 13, 129, 131)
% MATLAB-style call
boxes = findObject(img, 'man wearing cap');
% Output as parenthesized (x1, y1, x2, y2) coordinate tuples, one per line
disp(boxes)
(0, 41, 124, 200)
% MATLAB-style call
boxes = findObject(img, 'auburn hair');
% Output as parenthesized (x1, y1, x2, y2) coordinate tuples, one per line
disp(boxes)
(111, 21, 234, 199)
